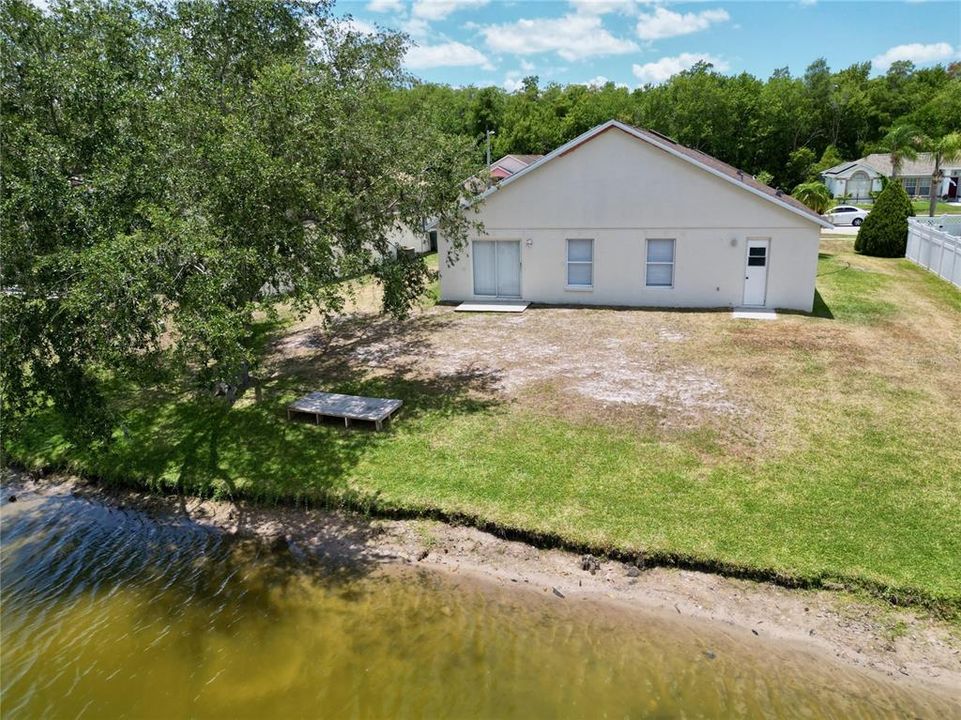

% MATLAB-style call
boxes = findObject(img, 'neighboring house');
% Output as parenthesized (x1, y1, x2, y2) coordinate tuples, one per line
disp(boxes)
(490, 154, 543, 182)
(821, 153, 961, 202)
(388, 222, 435, 254)
(438, 120, 831, 313)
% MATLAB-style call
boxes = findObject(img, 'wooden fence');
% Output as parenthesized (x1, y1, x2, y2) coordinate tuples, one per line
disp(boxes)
(905, 216, 961, 290)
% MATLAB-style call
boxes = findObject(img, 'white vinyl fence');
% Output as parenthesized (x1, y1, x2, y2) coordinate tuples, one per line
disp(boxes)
(905, 216, 961, 290)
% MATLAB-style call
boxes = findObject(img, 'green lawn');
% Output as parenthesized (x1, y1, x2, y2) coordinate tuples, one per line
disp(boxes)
(7, 242, 961, 617)
(911, 200, 961, 215)
(856, 201, 961, 215)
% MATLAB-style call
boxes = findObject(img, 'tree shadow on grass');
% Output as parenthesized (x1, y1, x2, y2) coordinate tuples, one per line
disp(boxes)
(95, 310, 502, 511)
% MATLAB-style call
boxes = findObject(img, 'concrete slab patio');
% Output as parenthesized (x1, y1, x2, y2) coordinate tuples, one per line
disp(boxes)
(732, 309, 778, 320)
(455, 301, 529, 313)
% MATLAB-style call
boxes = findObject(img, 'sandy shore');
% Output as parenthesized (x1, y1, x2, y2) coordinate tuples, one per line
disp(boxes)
(5, 471, 960, 698)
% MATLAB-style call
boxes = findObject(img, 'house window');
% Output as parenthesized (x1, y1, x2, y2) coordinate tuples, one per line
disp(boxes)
(646, 238, 675, 287)
(903, 177, 918, 196)
(918, 178, 931, 197)
(566, 238, 593, 288)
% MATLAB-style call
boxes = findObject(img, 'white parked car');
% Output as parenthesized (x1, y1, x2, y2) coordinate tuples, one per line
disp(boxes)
(824, 205, 869, 226)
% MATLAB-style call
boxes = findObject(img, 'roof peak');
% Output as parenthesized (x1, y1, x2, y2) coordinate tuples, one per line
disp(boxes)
(481, 119, 832, 228)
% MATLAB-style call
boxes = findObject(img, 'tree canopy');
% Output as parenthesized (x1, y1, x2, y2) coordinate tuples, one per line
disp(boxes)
(1, 0, 477, 438)
(401, 59, 958, 192)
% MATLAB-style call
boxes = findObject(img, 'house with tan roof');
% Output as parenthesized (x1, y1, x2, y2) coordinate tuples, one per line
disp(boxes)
(490, 154, 543, 181)
(439, 120, 831, 313)
(821, 153, 961, 203)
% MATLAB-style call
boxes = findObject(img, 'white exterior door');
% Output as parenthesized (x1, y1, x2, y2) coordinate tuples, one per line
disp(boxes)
(473, 241, 521, 297)
(743, 238, 769, 306)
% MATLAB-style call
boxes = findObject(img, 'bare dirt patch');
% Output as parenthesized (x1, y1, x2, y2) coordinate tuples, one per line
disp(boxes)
(270, 238, 961, 458)
(276, 306, 746, 431)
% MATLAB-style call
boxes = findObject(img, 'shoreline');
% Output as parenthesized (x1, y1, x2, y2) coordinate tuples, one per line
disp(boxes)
(5, 470, 960, 699)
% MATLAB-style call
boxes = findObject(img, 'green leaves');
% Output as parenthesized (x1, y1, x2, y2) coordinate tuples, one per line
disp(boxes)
(2, 0, 477, 439)
(855, 180, 914, 257)
(791, 181, 832, 215)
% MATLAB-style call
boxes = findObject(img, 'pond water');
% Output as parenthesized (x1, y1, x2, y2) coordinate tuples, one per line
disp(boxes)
(2, 483, 958, 719)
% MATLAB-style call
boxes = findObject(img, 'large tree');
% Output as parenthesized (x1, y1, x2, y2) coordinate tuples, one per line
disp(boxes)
(1, 0, 477, 438)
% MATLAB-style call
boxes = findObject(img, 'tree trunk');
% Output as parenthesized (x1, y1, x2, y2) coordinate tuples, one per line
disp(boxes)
(929, 154, 943, 218)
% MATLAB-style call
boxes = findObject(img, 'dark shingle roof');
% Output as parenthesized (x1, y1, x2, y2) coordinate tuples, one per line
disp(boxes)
(480, 121, 833, 228)
(625, 124, 825, 224)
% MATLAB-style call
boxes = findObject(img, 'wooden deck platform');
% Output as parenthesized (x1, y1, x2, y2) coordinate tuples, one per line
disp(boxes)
(287, 392, 402, 430)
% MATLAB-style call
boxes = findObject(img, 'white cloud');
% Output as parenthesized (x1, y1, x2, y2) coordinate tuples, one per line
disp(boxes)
(367, 0, 404, 12)
(871, 42, 959, 72)
(635, 7, 729, 40)
(632, 52, 729, 84)
(401, 17, 431, 38)
(570, 0, 639, 15)
(582, 75, 628, 89)
(482, 14, 638, 61)
(503, 71, 525, 92)
(520, 59, 536, 72)
(344, 17, 379, 35)
(406, 41, 494, 70)
(412, 0, 489, 21)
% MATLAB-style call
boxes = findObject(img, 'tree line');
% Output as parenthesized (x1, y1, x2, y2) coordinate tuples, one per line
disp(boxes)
(390, 58, 961, 193)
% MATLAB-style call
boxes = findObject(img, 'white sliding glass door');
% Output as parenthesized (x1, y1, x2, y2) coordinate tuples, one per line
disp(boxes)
(473, 241, 497, 296)
(473, 240, 521, 297)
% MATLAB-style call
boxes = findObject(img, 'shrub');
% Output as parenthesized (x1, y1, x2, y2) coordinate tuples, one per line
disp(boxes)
(792, 181, 832, 214)
(755, 170, 774, 186)
(855, 180, 914, 257)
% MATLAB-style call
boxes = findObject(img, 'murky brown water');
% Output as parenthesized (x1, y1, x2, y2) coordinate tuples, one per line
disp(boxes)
(2, 484, 958, 719)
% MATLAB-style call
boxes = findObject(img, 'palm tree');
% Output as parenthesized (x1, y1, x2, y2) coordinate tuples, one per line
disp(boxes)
(792, 181, 832, 215)
(880, 124, 922, 179)
(927, 132, 961, 217)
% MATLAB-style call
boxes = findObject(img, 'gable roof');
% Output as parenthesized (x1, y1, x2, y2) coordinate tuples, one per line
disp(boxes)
(490, 154, 543, 176)
(860, 152, 948, 177)
(821, 160, 882, 177)
(825, 152, 961, 179)
(479, 120, 833, 229)
(505, 154, 543, 166)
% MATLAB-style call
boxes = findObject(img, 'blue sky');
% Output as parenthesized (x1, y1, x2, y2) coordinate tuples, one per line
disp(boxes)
(337, 0, 961, 89)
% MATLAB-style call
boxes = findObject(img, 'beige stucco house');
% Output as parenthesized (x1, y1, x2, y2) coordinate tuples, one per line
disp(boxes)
(438, 120, 832, 313)
(821, 153, 961, 203)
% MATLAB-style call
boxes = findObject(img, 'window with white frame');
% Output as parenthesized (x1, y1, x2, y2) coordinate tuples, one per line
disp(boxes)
(903, 177, 918, 195)
(918, 178, 931, 197)
(566, 238, 593, 288)
(646, 238, 675, 287)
